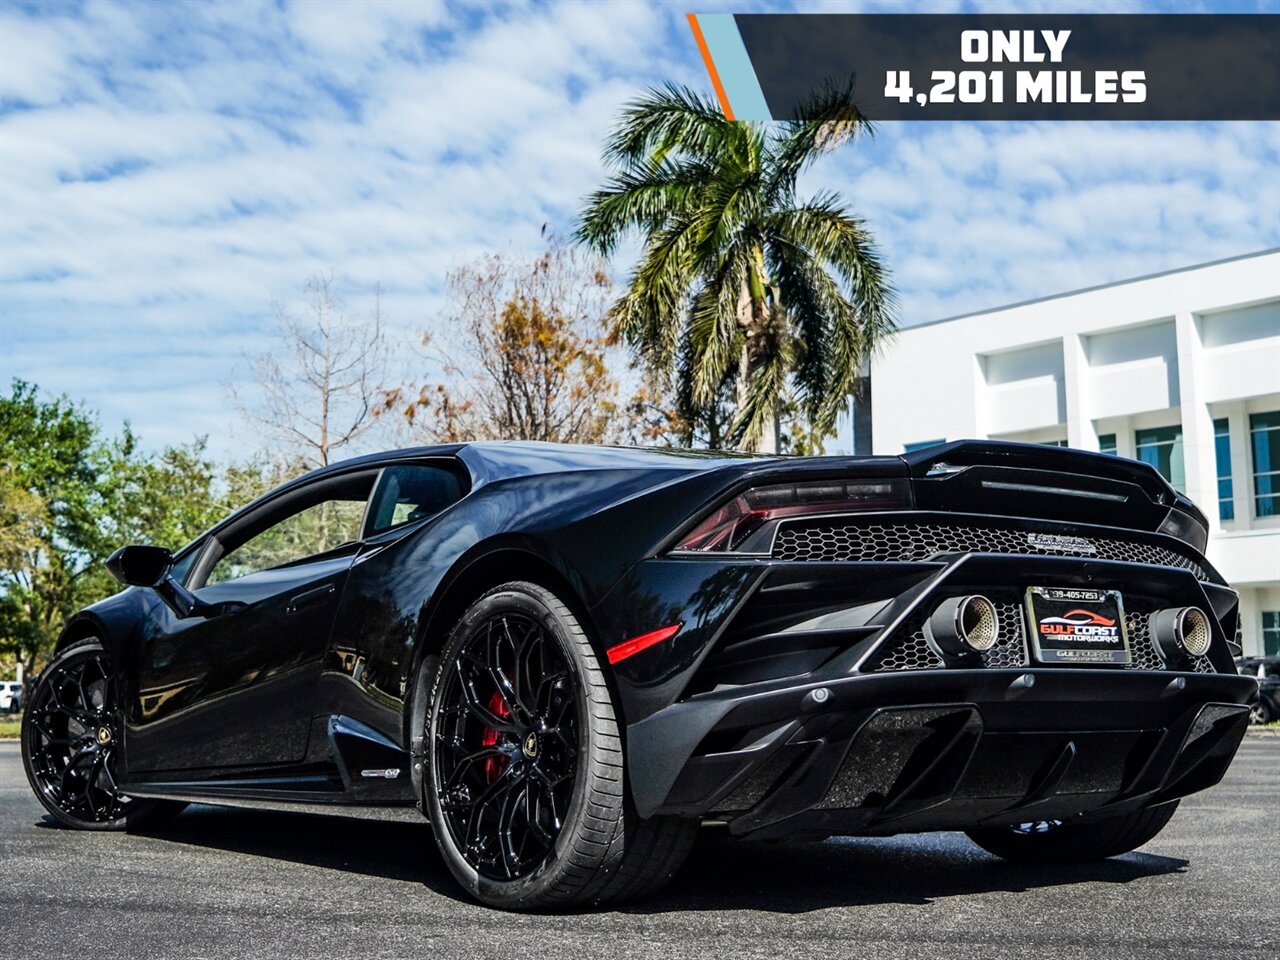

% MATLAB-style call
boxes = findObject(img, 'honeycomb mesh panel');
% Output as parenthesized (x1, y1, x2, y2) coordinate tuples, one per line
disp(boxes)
(982, 600, 1028, 669)
(871, 614, 942, 672)
(870, 597, 1025, 673)
(773, 519, 1208, 580)
(1124, 609, 1165, 671)
(1123, 604, 1215, 673)
(869, 597, 1216, 674)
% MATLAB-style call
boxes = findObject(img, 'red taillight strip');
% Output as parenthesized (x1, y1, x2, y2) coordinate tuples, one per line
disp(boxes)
(607, 624, 682, 665)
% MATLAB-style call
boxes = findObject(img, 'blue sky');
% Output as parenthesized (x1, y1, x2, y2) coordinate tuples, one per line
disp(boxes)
(1, 0, 1278, 457)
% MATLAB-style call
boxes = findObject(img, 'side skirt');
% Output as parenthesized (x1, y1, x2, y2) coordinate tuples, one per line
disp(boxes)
(118, 714, 419, 817)
(119, 787, 425, 823)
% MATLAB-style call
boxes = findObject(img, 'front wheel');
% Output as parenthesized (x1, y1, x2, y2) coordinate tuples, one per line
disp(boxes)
(424, 582, 696, 910)
(22, 639, 182, 831)
(966, 800, 1180, 864)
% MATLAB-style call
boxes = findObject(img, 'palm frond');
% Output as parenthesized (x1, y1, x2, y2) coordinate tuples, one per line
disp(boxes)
(603, 83, 729, 169)
(767, 196, 897, 336)
(575, 158, 715, 255)
(686, 239, 750, 406)
(767, 199, 896, 436)
(727, 320, 792, 450)
(612, 216, 702, 369)
(766, 80, 873, 203)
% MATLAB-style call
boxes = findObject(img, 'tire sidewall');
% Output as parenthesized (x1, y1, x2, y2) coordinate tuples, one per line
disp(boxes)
(423, 583, 608, 908)
(20, 638, 134, 831)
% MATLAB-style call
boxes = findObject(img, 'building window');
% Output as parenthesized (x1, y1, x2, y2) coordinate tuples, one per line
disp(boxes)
(1041, 439, 1067, 447)
(1098, 433, 1117, 456)
(1251, 411, 1280, 517)
(1264, 611, 1280, 656)
(1134, 425, 1185, 492)
(904, 439, 944, 452)
(1214, 418, 1233, 521)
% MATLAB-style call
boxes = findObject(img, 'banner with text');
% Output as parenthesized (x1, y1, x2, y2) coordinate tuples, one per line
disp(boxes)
(687, 14, 1280, 121)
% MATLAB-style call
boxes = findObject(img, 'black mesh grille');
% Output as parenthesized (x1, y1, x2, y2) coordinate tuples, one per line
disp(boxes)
(773, 519, 1208, 581)
(869, 597, 1214, 674)
(1125, 607, 1215, 674)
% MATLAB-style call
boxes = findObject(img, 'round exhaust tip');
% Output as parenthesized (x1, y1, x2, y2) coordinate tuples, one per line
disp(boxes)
(926, 595, 999, 657)
(1152, 606, 1212, 661)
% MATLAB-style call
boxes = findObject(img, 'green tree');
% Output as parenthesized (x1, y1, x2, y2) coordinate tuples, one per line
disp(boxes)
(0, 381, 225, 677)
(576, 83, 897, 452)
(104, 437, 230, 552)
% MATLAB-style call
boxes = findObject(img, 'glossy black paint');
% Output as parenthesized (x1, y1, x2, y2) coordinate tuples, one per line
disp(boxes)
(47, 439, 1246, 835)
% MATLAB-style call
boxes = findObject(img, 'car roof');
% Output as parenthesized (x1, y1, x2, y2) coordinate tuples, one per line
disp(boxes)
(269, 441, 775, 493)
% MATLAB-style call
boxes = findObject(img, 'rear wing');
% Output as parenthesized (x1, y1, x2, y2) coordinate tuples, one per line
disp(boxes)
(900, 440, 1208, 550)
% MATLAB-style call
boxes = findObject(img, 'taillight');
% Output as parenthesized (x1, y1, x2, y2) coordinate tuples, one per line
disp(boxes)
(672, 479, 911, 553)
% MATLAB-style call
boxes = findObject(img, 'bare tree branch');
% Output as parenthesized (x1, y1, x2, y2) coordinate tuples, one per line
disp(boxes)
(388, 240, 630, 446)
(234, 272, 388, 468)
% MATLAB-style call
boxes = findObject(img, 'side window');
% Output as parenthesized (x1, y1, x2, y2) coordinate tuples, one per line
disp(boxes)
(203, 471, 378, 586)
(365, 465, 465, 537)
(207, 498, 367, 585)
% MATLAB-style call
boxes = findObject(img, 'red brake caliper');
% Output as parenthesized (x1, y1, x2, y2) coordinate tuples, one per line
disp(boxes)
(480, 690, 511, 784)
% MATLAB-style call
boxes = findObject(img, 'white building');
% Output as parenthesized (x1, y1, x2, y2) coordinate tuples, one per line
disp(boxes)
(852, 249, 1280, 657)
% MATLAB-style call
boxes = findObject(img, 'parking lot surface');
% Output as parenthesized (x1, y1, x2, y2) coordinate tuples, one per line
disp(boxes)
(1, 736, 1277, 959)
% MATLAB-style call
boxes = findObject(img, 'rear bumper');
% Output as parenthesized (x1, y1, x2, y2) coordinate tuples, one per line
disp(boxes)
(628, 668, 1255, 838)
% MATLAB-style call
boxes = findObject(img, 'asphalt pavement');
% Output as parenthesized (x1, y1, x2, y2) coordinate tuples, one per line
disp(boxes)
(1, 735, 1277, 959)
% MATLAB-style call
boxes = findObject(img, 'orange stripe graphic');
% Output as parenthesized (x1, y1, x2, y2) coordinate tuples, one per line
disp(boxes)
(686, 13, 734, 121)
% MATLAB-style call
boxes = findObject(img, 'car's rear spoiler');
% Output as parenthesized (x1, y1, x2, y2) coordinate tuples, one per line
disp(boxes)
(900, 440, 1174, 503)
(899, 440, 1209, 551)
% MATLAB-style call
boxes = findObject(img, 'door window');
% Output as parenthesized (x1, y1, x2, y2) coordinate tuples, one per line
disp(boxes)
(203, 472, 377, 586)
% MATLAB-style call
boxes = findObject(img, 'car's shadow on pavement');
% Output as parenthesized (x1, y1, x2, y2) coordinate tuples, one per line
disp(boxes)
(645, 832, 1188, 914)
(66, 805, 1189, 914)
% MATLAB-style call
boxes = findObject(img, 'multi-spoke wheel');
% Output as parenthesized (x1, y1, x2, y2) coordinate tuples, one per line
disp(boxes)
(22, 639, 179, 830)
(434, 608, 577, 880)
(966, 801, 1180, 864)
(424, 581, 697, 910)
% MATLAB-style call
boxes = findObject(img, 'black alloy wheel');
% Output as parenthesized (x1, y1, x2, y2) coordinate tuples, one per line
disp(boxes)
(22, 639, 178, 830)
(432, 609, 578, 881)
(425, 582, 697, 910)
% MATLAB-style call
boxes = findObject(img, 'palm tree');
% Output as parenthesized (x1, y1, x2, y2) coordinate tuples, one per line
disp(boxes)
(576, 83, 896, 452)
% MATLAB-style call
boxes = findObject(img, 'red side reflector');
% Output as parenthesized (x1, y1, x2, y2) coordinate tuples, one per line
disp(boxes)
(607, 624, 681, 665)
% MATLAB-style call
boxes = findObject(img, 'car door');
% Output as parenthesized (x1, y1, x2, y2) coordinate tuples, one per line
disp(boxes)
(123, 469, 378, 774)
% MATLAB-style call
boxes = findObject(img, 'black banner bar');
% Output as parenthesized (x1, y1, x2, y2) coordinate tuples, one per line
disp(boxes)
(735, 14, 1280, 121)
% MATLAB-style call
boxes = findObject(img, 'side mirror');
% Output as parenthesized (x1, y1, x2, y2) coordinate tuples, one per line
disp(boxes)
(105, 544, 219, 619)
(105, 545, 173, 587)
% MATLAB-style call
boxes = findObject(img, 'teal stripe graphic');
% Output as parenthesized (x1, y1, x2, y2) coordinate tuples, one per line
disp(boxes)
(698, 14, 771, 121)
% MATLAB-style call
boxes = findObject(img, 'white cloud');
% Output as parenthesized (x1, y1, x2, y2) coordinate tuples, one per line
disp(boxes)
(0, 0, 1276, 460)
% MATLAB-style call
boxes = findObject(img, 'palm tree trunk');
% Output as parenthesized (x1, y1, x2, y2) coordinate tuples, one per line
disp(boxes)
(736, 250, 780, 454)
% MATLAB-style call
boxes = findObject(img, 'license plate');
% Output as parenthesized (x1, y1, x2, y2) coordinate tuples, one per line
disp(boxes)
(1025, 586, 1130, 665)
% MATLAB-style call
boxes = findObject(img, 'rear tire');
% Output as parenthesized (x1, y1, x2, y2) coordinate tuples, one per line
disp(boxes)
(21, 638, 183, 831)
(966, 800, 1180, 864)
(424, 581, 696, 910)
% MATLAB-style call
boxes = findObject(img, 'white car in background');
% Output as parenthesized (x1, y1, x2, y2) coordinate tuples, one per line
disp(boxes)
(0, 681, 21, 714)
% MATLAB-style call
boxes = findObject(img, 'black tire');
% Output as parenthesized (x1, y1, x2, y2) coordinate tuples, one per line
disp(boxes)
(1249, 700, 1273, 725)
(21, 638, 182, 831)
(424, 581, 697, 910)
(966, 800, 1180, 865)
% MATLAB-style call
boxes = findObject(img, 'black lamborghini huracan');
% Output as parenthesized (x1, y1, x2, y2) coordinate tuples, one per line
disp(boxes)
(21, 440, 1258, 909)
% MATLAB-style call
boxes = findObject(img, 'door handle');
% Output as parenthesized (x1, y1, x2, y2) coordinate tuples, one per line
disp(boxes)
(286, 583, 335, 615)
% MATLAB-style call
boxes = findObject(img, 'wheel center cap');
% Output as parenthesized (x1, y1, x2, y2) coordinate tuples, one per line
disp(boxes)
(96, 727, 112, 745)
(522, 731, 540, 759)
